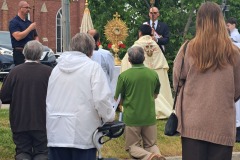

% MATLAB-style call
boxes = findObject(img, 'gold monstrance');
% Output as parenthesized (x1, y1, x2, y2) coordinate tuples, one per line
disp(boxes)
(104, 12, 128, 65)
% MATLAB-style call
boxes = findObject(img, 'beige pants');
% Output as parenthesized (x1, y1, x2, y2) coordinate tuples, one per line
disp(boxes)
(125, 125, 160, 160)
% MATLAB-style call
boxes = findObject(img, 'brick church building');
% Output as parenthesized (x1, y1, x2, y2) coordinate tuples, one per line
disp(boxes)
(0, 0, 85, 53)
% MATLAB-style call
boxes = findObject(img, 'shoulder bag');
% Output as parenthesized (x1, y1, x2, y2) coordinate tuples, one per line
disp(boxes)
(164, 41, 189, 136)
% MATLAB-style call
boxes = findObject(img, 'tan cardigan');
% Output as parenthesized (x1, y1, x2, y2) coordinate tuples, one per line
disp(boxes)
(173, 43, 240, 146)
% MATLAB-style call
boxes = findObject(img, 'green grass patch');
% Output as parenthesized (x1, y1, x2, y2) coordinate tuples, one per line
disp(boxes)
(0, 109, 240, 159)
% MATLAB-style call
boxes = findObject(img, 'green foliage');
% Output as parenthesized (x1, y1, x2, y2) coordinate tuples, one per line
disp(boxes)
(88, 0, 239, 87)
(87, 0, 192, 87)
(88, 0, 148, 50)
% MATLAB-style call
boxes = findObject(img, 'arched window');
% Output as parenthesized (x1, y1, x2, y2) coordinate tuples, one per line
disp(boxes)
(56, 8, 62, 53)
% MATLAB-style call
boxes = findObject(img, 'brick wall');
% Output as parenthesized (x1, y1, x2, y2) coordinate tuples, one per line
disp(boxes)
(0, 0, 85, 52)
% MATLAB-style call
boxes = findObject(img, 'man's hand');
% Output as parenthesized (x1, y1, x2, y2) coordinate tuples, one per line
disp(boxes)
(152, 36, 158, 42)
(29, 22, 37, 31)
(12, 22, 37, 41)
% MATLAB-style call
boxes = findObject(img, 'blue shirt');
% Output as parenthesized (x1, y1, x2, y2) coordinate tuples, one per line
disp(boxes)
(9, 15, 38, 48)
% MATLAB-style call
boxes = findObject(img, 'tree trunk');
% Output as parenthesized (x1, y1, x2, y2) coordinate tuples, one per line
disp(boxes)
(183, 8, 194, 40)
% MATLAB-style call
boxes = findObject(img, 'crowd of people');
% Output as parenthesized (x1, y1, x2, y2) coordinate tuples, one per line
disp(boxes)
(1, 1, 240, 160)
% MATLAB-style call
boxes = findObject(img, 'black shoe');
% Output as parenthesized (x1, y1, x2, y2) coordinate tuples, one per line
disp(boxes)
(236, 127, 240, 143)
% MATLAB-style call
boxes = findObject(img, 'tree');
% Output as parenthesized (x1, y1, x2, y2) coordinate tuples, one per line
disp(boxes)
(88, 0, 240, 87)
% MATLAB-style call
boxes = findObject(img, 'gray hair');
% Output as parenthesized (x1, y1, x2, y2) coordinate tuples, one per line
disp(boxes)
(128, 46, 145, 64)
(70, 33, 95, 57)
(23, 40, 43, 61)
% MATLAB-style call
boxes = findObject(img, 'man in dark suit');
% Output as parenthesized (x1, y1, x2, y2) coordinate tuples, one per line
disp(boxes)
(144, 7, 169, 54)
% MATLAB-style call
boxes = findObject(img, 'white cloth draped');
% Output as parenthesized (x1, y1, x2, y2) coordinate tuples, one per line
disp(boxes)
(80, 8, 94, 33)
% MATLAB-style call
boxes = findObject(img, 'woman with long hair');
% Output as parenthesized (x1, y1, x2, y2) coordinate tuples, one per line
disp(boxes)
(173, 2, 240, 160)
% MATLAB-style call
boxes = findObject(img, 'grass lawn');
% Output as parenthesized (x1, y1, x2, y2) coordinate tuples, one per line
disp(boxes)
(1, 109, 240, 159)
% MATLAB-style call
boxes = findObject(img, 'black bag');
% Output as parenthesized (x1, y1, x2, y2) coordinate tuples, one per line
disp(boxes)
(164, 112, 178, 136)
(164, 41, 189, 136)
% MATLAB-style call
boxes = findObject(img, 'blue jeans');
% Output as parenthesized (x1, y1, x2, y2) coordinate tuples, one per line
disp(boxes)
(49, 147, 96, 160)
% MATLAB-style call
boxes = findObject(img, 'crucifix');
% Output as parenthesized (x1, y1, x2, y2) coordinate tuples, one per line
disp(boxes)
(113, 12, 121, 20)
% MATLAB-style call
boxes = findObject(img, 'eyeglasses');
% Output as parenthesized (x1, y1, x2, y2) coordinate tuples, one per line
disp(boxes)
(21, 7, 31, 9)
(149, 12, 158, 14)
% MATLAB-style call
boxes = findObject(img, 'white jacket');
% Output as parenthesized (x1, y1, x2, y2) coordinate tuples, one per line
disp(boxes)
(46, 51, 115, 149)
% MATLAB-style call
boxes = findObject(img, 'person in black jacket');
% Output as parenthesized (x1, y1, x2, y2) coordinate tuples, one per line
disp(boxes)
(0, 40, 52, 160)
(144, 7, 169, 54)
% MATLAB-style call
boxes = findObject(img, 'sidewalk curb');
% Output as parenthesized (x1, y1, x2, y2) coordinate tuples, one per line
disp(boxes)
(165, 152, 240, 160)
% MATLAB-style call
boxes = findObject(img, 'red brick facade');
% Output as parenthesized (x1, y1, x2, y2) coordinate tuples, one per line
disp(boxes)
(0, 0, 85, 53)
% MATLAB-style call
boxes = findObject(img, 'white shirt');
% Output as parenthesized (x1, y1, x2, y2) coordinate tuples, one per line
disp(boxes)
(46, 51, 115, 149)
(149, 20, 158, 30)
(91, 48, 114, 86)
(230, 28, 240, 43)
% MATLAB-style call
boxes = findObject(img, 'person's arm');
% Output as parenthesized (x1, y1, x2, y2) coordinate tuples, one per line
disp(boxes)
(234, 48, 240, 102)
(106, 52, 115, 82)
(12, 22, 37, 41)
(154, 73, 160, 99)
(92, 64, 115, 123)
(156, 23, 170, 45)
(114, 75, 125, 101)
(0, 73, 14, 104)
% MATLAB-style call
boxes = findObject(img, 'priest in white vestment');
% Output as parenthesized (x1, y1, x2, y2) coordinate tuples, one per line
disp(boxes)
(121, 24, 173, 119)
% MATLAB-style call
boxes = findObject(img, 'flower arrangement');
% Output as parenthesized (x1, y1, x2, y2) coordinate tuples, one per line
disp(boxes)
(107, 41, 126, 53)
(97, 41, 103, 49)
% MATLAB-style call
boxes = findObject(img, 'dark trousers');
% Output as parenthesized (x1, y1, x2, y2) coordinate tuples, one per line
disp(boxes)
(13, 130, 48, 160)
(182, 137, 233, 160)
(49, 147, 96, 160)
(13, 49, 25, 66)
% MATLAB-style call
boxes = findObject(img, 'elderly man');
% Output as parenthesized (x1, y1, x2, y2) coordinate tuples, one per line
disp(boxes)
(9, 1, 39, 65)
(115, 46, 166, 160)
(88, 29, 114, 91)
(121, 24, 173, 119)
(46, 33, 115, 160)
(0, 40, 52, 160)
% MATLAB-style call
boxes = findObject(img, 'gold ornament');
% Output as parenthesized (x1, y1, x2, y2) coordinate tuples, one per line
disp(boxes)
(104, 12, 128, 65)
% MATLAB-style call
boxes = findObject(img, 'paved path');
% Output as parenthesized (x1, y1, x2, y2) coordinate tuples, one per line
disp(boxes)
(166, 152, 240, 160)
(1, 104, 9, 109)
